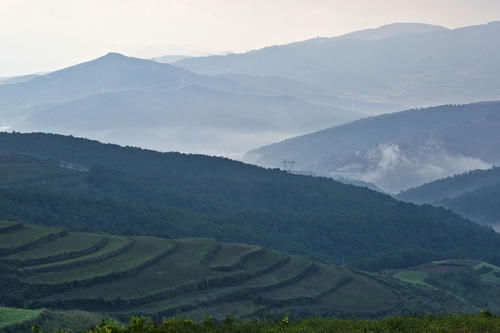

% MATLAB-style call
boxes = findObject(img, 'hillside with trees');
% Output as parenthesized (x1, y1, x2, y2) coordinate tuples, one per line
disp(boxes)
(1, 133, 500, 270)
(398, 167, 500, 227)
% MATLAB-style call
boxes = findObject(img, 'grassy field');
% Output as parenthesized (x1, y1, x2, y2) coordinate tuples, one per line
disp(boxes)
(207, 243, 262, 270)
(260, 265, 350, 301)
(5, 232, 107, 264)
(112, 254, 311, 317)
(392, 271, 431, 287)
(0, 220, 20, 228)
(24, 236, 174, 285)
(0, 222, 486, 324)
(0, 306, 43, 329)
(474, 262, 500, 284)
(21, 235, 132, 276)
(318, 273, 399, 314)
(0, 220, 23, 232)
(391, 259, 500, 311)
(0, 225, 64, 253)
(0, 307, 102, 333)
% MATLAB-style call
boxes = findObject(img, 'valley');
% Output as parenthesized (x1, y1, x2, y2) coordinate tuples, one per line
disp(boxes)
(2, 4, 500, 330)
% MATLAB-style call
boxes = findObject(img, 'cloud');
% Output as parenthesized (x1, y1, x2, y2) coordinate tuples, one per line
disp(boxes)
(331, 141, 492, 193)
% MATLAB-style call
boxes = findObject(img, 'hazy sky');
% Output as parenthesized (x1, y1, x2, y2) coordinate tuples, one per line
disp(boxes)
(1, 0, 499, 76)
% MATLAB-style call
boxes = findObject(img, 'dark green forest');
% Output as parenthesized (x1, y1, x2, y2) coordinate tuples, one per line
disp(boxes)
(397, 167, 500, 226)
(439, 184, 500, 226)
(1, 132, 500, 270)
(398, 167, 500, 204)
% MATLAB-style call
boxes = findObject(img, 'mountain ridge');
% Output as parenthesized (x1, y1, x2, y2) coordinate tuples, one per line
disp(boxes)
(244, 101, 500, 193)
(175, 21, 500, 106)
(0, 52, 362, 157)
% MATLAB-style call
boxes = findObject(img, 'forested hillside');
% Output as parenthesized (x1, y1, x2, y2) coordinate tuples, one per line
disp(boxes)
(398, 167, 500, 227)
(438, 185, 500, 227)
(398, 167, 500, 204)
(1, 132, 500, 270)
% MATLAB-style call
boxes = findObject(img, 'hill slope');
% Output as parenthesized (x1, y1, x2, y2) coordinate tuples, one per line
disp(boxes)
(245, 101, 500, 193)
(0, 306, 101, 333)
(439, 184, 500, 228)
(0, 221, 479, 321)
(397, 167, 500, 228)
(17, 85, 357, 157)
(398, 167, 500, 204)
(0, 53, 361, 157)
(391, 259, 500, 312)
(1, 132, 500, 270)
(176, 22, 500, 106)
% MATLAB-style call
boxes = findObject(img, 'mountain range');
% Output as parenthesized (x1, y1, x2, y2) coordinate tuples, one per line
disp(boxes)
(4, 22, 500, 159)
(175, 21, 500, 106)
(1, 53, 363, 157)
(245, 102, 500, 193)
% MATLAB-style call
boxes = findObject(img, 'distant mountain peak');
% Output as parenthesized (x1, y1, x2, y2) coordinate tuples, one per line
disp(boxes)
(337, 22, 449, 40)
(102, 52, 127, 58)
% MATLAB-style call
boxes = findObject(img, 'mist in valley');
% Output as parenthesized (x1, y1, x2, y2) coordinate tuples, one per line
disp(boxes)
(2, 1, 500, 328)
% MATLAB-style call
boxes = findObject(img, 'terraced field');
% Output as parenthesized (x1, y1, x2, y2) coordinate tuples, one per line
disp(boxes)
(0, 306, 102, 333)
(391, 259, 500, 312)
(4, 232, 107, 266)
(0, 221, 465, 321)
(0, 223, 66, 256)
(0, 306, 43, 329)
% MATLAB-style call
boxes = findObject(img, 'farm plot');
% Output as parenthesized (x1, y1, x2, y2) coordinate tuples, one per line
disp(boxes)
(4, 232, 108, 265)
(111, 250, 295, 317)
(0, 225, 65, 255)
(207, 243, 262, 271)
(37, 238, 220, 302)
(0, 306, 43, 329)
(317, 273, 399, 314)
(20, 235, 132, 276)
(23, 236, 174, 285)
(0, 220, 23, 232)
(258, 265, 351, 303)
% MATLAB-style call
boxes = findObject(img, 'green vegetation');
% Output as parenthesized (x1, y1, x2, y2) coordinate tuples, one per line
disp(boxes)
(0, 306, 42, 328)
(5, 232, 107, 265)
(40, 312, 500, 333)
(439, 183, 500, 226)
(397, 166, 500, 227)
(23, 237, 173, 285)
(0, 307, 102, 333)
(474, 262, 500, 284)
(0, 220, 23, 232)
(398, 167, 500, 204)
(0, 224, 65, 256)
(0, 223, 477, 322)
(392, 271, 430, 288)
(392, 259, 500, 312)
(20, 235, 132, 277)
(207, 243, 262, 270)
(0, 133, 499, 271)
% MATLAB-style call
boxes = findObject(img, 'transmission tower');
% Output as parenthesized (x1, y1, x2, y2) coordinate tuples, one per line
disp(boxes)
(281, 160, 296, 172)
